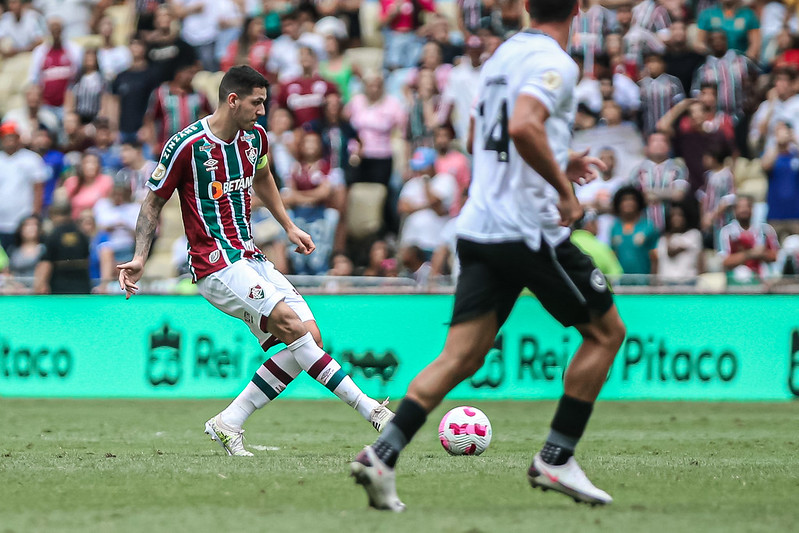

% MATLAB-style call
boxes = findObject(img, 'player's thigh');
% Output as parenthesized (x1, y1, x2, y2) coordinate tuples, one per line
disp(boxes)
(255, 260, 316, 325)
(524, 239, 615, 328)
(196, 261, 286, 345)
(451, 239, 523, 332)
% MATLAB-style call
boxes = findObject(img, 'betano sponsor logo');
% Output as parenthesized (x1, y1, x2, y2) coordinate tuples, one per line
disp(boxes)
(208, 176, 254, 200)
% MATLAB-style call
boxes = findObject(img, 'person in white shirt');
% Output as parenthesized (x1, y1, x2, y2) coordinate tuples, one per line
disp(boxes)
(0, 0, 45, 57)
(93, 182, 140, 284)
(0, 122, 48, 251)
(2, 85, 60, 145)
(575, 146, 625, 244)
(96, 16, 132, 82)
(350, 0, 625, 512)
(438, 35, 484, 146)
(32, 0, 97, 41)
(397, 147, 457, 254)
(170, 0, 221, 71)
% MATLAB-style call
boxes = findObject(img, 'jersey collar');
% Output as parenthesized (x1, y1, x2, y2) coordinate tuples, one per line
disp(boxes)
(201, 117, 241, 146)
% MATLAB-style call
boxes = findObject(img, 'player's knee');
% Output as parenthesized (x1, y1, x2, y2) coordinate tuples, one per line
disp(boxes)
(312, 331, 323, 349)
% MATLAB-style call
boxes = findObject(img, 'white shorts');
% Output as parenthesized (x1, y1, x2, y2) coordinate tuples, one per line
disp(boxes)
(196, 259, 314, 349)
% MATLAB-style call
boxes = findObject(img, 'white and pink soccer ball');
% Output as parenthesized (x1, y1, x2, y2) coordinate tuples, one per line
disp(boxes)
(438, 406, 492, 456)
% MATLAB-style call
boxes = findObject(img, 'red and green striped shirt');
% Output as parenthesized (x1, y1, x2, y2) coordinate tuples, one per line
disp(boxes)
(147, 118, 269, 281)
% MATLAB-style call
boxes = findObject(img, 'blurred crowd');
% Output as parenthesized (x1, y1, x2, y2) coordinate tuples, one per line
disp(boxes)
(1, 0, 799, 294)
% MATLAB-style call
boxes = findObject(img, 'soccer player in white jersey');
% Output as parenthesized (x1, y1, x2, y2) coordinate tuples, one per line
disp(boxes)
(350, 0, 627, 510)
(117, 66, 393, 456)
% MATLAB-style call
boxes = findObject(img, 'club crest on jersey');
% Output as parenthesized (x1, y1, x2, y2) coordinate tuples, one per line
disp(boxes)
(209, 250, 221, 264)
(245, 146, 258, 163)
(248, 285, 264, 300)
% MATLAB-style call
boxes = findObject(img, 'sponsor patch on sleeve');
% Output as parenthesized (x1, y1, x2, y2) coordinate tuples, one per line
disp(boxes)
(151, 163, 167, 181)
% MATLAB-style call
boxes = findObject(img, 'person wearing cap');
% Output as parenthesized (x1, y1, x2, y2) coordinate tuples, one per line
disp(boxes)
(0, 122, 49, 252)
(397, 147, 458, 256)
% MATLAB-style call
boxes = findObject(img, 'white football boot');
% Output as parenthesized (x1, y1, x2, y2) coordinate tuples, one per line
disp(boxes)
(528, 453, 613, 505)
(204, 416, 254, 457)
(369, 399, 395, 432)
(350, 445, 406, 512)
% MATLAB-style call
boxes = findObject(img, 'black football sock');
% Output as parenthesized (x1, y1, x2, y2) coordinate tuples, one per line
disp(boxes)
(372, 398, 428, 467)
(540, 395, 594, 466)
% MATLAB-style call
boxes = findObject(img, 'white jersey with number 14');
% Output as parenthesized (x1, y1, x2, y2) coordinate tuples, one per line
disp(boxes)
(456, 30, 578, 251)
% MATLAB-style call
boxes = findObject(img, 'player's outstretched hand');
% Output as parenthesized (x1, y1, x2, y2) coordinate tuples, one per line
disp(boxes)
(566, 149, 607, 185)
(287, 225, 316, 255)
(117, 257, 144, 300)
(557, 192, 584, 228)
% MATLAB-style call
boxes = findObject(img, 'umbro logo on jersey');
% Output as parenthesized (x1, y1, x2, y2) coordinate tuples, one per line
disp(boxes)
(203, 158, 218, 168)
(248, 285, 264, 300)
(208, 176, 254, 200)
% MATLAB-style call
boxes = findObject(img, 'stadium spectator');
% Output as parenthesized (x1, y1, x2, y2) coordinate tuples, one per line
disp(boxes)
(220, 16, 271, 76)
(574, 55, 603, 116)
(28, 16, 83, 115)
(61, 110, 94, 154)
(699, 142, 736, 247)
(143, 62, 211, 153)
(762, 121, 799, 240)
(570, 209, 624, 278)
(696, 0, 761, 60)
(5, 214, 45, 291)
(328, 251, 354, 276)
(143, 4, 197, 82)
(658, 90, 736, 191)
(618, 3, 665, 77)
(61, 151, 114, 220)
(423, 14, 462, 65)
(656, 202, 704, 283)
(213, 0, 245, 69)
(719, 195, 780, 283)
(397, 147, 457, 256)
(456, 0, 491, 38)
(96, 16, 132, 83)
(691, 30, 759, 127)
(116, 139, 158, 202)
(0, 122, 48, 251)
(93, 182, 138, 285)
(638, 50, 685, 136)
(598, 70, 641, 117)
(438, 35, 483, 145)
(92, 117, 123, 174)
(610, 185, 660, 277)
(576, 147, 625, 244)
(0, 0, 45, 58)
(281, 131, 340, 275)
(30, 127, 64, 211)
(570, 0, 618, 78)
(267, 11, 305, 82)
(433, 123, 470, 217)
(631, 0, 672, 37)
(664, 19, 706, 95)
(109, 38, 161, 145)
(749, 69, 799, 155)
(483, 0, 523, 39)
(1, 85, 60, 145)
(276, 46, 338, 131)
(399, 244, 432, 286)
(34, 197, 91, 294)
(64, 48, 106, 125)
(318, 22, 358, 102)
(32, 0, 96, 41)
(170, 0, 223, 72)
(362, 240, 398, 277)
(346, 70, 406, 187)
(406, 68, 440, 156)
(266, 107, 297, 182)
(379, 0, 435, 71)
(629, 132, 689, 231)
(412, 41, 453, 94)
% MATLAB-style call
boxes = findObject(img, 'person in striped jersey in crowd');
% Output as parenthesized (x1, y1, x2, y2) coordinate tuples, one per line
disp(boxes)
(631, 0, 672, 39)
(569, 0, 618, 78)
(699, 142, 736, 249)
(117, 66, 394, 456)
(638, 50, 685, 136)
(629, 131, 689, 232)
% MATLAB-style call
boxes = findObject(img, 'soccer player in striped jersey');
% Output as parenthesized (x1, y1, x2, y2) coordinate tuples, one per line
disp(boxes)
(117, 66, 393, 456)
(350, 0, 626, 511)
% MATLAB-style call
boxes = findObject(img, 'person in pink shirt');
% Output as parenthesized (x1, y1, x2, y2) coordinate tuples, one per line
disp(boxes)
(433, 124, 470, 217)
(346, 71, 407, 187)
(61, 151, 114, 220)
(380, 0, 436, 70)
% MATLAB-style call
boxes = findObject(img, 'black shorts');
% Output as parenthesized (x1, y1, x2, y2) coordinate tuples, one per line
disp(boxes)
(451, 238, 614, 328)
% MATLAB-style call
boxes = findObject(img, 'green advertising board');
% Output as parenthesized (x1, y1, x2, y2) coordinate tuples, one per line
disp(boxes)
(0, 295, 797, 400)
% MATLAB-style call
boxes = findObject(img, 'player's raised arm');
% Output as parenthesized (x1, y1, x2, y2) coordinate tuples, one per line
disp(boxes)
(252, 160, 315, 255)
(117, 191, 167, 299)
(508, 94, 582, 226)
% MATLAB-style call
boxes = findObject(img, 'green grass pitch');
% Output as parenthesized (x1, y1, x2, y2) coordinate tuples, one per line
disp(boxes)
(1, 399, 797, 533)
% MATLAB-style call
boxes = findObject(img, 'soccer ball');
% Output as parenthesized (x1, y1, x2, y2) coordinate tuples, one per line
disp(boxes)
(438, 406, 492, 456)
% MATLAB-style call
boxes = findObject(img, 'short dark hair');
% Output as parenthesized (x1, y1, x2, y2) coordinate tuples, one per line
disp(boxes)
(613, 185, 646, 215)
(703, 141, 730, 164)
(528, 0, 577, 23)
(218, 65, 269, 102)
(699, 81, 718, 92)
